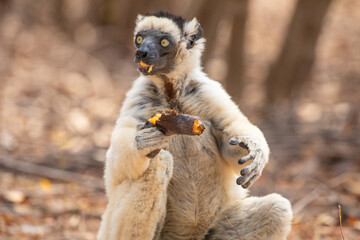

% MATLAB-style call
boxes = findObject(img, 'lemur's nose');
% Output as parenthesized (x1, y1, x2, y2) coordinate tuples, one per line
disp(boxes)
(136, 49, 148, 59)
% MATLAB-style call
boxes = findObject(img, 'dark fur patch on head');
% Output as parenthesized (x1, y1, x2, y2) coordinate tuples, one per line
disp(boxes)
(146, 11, 186, 32)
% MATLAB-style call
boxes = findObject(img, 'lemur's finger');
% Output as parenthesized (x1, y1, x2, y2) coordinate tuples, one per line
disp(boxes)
(240, 162, 258, 176)
(240, 151, 263, 175)
(136, 127, 168, 151)
(136, 123, 145, 129)
(143, 137, 169, 158)
(229, 137, 249, 150)
(138, 136, 168, 148)
(236, 169, 257, 186)
(237, 168, 256, 184)
(138, 133, 164, 142)
(242, 174, 259, 188)
(138, 127, 163, 136)
(238, 153, 255, 164)
(229, 136, 240, 145)
(136, 128, 164, 140)
(146, 149, 161, 158)
(145, 138, 169, 158)
(240, 166, 253, 176)
(136, 137, 164, 149)
(236, 176, 246, 185)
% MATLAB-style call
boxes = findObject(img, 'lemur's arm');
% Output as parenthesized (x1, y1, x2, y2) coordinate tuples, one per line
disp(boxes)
(199, 78, 269, 188)
(104, 78, 168, 195)
(104, 117, 167, 192)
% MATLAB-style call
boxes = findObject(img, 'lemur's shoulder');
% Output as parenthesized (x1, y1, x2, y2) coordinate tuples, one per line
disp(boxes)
(120, 76, 164, 118)
(186, 69, 231, 100)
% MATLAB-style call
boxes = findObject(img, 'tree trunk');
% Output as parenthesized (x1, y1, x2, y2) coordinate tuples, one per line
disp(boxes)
(224, 0, 249, 103)
(0, 0, 10, 131)
(265, 0, 333, 104)
(196, 0, 226, 67)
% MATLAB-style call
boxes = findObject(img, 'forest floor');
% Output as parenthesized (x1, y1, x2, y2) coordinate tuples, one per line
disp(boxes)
(1, 120, 360, 240)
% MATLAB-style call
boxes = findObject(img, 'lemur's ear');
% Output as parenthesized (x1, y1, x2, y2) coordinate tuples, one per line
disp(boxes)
(136, 14, 145, 24)
(184, 18, 203, 49)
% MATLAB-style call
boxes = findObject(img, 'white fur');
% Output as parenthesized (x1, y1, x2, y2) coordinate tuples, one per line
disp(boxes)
(104, 116, 150, 195)
(98, 150, 173, 240)
(135, 15, 182, 42)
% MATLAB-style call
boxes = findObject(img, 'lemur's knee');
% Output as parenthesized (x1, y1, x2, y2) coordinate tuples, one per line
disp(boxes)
(266, 193, 292, 223)
(158, 149, 174, 170)
(215, 194, 292, 240)
(258, 193, 292, 239)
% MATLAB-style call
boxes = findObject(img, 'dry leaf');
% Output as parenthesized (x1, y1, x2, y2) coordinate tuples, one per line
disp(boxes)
(3, 190, 26, 203)
(40, 178, 52, 191)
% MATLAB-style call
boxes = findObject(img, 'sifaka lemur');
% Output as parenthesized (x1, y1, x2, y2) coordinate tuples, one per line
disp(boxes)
(98, 12, 292, 240)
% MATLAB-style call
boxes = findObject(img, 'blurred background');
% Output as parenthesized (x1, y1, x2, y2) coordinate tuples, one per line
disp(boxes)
(0, 0, 359, 239)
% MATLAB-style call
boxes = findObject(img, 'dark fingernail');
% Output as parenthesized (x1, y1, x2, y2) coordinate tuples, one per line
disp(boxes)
(236, 177, 244, 185)
(146, 149, 160, 158)
(143, 121, 155, 129)
(229, 138, 239, 145)
(238, 158, 247, 164)
(241, 168, 250, 176)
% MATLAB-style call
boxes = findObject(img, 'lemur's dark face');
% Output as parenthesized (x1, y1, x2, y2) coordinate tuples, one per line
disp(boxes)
(134, 29, 178, 75)
(134, 12, 204, 76)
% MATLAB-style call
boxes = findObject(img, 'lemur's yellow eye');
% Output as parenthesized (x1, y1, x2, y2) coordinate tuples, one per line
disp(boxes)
(136, 36, 143, 44)
(161, 39, 170, 47)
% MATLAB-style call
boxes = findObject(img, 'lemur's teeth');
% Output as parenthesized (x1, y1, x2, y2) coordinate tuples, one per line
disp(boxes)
(148, 65, 154, 73)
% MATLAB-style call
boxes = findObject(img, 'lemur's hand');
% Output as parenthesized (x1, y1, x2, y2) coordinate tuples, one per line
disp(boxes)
(229, 136, 266, 188)
(135, 127, 169, 158)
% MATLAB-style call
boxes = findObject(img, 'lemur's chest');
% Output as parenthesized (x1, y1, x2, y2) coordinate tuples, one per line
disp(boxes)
(167, 120, 220, 184)
(165, 121, 224, 235)
(140, 78, 203, 115)
(144, 81, 225, 232)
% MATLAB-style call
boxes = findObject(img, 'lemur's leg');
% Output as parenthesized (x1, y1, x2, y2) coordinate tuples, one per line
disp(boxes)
(98, 150, 173, 240)
(203, 194, 292, 240)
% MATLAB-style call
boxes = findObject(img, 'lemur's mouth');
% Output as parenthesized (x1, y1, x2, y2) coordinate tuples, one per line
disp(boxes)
(137, 60, 154, 73)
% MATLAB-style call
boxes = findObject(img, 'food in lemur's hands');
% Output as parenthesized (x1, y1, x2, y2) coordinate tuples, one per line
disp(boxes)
(143, 110, 205, 158)
(145, 110, 205, 136)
